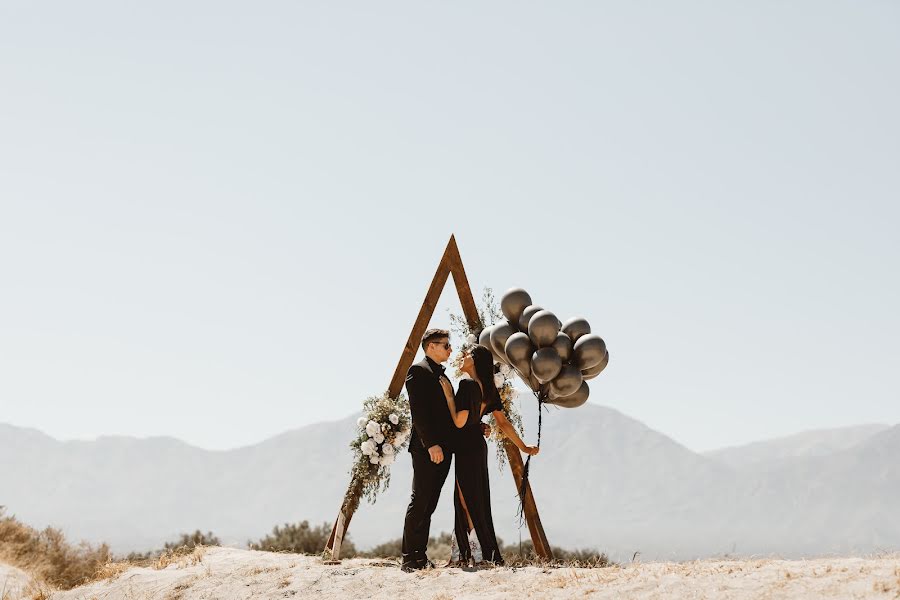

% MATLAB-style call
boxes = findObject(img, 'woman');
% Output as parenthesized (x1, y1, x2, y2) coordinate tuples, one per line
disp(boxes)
(439, 344, 539, 566)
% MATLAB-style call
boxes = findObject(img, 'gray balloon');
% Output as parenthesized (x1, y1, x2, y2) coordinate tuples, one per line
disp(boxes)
(528, 310, 561, 348)
(478, 326, 503, 363)
(561, 317, 591, 343)
(582, 351, 609, 380)
(549, 364, 583, 398)
(546, 381, 590, 408)
(501, 288, 533, 325)
(518, 305, 544, 332)
(511, 356, 532, 383)
(489, 321, 516, 362)
(551, 332, 573, 363)
(504, 332, 534, 365)
(531, 347, 562, 383)
(574, 334, 607, 370)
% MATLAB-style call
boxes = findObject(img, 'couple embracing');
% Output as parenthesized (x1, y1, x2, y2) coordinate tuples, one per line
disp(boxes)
(400, 328, 539, 571)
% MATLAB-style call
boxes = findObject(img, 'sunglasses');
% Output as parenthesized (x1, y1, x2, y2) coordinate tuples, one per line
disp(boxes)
(431, 341, 452, 350)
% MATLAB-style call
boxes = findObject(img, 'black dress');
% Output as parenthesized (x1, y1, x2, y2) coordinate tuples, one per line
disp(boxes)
(452, 378, 503, 564)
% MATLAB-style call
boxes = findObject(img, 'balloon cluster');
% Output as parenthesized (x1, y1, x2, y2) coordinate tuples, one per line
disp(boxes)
(479, 288, 609, 408)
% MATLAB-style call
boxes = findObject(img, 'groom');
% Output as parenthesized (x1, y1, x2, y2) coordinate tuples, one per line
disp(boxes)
(401, 328, 457, 571)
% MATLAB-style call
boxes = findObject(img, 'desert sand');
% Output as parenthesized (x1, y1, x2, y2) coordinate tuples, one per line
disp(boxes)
(3, 547, 899, 600)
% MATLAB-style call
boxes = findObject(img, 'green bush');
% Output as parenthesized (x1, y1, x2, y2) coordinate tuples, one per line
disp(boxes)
(249, 521, 357, 557)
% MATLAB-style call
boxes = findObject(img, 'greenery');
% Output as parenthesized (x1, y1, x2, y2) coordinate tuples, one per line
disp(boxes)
(249, 520, 358, 557)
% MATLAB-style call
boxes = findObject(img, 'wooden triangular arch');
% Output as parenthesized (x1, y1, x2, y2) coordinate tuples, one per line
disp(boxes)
(324, 235, 553, 561)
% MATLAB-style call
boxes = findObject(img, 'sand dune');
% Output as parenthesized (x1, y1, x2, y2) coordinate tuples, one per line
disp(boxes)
(4, 547, 899, 600)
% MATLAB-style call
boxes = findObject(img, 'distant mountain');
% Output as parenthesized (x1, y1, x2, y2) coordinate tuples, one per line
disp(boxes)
(1, 409, 898, 562)
(704, 424, 890, 469)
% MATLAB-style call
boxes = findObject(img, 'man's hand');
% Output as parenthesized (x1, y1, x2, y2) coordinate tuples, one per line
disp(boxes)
(481, 422, 491, 438)
(428, 445, 444, 464)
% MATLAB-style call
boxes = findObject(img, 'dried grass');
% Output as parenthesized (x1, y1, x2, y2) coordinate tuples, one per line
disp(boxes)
(0, 508, 111, 590)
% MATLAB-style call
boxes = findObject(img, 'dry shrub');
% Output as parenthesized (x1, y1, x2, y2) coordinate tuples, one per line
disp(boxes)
(0, 507, 111, 590)
(155, 545, 207, 570)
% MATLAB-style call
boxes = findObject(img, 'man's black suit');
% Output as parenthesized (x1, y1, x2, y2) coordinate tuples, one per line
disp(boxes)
(401, 356, 457, 569)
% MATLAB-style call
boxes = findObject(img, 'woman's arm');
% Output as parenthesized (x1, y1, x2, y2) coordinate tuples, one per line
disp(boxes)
(439, 377, 469, 428)
(492, 410, 540, 455)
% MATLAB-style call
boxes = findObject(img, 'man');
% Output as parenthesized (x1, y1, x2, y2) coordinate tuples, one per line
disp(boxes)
(400, 328, 456, 571)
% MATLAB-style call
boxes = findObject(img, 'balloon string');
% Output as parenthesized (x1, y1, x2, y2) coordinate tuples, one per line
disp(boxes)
(516, 385, 545, 526)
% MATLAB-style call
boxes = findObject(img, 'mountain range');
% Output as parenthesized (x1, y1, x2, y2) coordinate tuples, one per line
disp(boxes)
(2, 405, 897, 562)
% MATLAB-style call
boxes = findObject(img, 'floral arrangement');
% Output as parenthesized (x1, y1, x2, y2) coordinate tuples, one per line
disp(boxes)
(343, 391, 411, 514)
(449, 288, 525, 470)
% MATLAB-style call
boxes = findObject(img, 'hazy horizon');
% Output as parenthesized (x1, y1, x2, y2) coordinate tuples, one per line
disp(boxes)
(2, 1, 898, 453)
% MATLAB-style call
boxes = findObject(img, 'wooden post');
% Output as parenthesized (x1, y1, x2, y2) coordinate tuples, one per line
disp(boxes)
(324, 234, 552, 561)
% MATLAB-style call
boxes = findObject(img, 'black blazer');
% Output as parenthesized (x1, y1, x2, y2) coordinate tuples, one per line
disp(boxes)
(405, 356, 457, 454)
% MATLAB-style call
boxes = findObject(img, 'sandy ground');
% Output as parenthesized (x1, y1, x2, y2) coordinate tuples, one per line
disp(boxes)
(3, 547, 900, 600)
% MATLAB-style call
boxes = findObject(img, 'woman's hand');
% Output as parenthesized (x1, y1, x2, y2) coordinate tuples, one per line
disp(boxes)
(439, 376, 454, 400)
(522, 445, 540, 456)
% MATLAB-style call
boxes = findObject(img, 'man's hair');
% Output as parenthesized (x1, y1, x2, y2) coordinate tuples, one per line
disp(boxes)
(421, 328, 450, 351)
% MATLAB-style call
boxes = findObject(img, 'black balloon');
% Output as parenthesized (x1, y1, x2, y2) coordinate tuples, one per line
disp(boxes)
(581, 351, 609, 380)
(573, 334, 607, 370)
(489, 321, 516, 362)
(551, 332, 573, 363)
(546, 381, 590, 408)
(518, 305, 544, 332)
(528, 310, 561, 348)
(549, 364, 583, 397)
(561, 317, 591, 343)
(531, 347, 562, 383)
(504, 332, 534, 365)
(501, 288, 533, 325)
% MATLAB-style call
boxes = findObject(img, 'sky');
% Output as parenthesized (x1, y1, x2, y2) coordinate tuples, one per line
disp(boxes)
(1, 1, 898, 453)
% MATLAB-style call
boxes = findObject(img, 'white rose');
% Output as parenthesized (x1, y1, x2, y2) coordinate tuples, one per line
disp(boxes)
(357, 416, 367, 429)
(494, 373, 505, 388)
(499, 364, 511, 375)
(360, 440, 374, 455)
(365, 421, 380, 438)
(369, 454, 380, 464)
(382, 443, 394, 455)
(374, 432, 385, 444)
(389, 413, 399, 425)
(380, 454, 395, 466)
(393, 433, 407, 448)
(467, 334, 478, 345)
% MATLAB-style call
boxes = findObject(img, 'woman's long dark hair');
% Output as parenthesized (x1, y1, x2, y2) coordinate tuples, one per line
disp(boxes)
(471, 344, 501, 408)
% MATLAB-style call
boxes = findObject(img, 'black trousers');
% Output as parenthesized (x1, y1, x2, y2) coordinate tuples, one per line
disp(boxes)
(401, 448, 452, 566)
(453, 438, 503, 563)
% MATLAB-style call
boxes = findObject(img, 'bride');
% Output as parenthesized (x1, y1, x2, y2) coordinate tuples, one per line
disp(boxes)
(439, 344, 539, 566)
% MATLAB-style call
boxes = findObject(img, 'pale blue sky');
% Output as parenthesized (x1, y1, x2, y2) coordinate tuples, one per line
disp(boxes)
(1, 1, 898, 452)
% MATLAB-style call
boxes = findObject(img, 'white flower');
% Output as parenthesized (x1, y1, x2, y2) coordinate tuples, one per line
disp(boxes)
(382, 443, 395, 456)
(499, 364, 511, 375)
(357, 416, 367, 429)
(374, 432, 385, 444)
(467, 334, 477, 345)
(494, 373, 505, 388)
(369, 454, 380, 464)
(365, 421, 380, 438)
(379, 453, 395, 466)
(360, 439, 376, 456)
(389, 413, 399, 425)
(393, 432, 407, 448)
